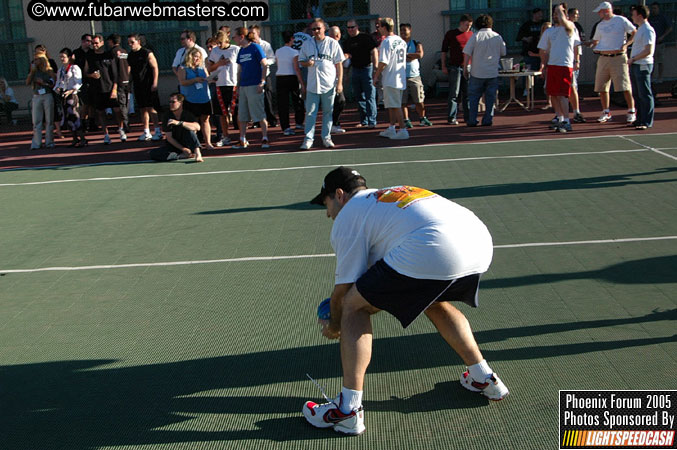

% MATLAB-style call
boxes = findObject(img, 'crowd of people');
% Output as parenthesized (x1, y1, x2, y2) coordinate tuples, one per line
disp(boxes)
(14, 3, 671, 158)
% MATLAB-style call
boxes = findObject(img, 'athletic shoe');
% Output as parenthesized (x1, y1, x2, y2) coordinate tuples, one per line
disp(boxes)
(550, 115, 559, 124)
(549, 120, 561, 130)
(460, 371, 509, 401)
(597, 112, 612, 123)
(138, 131, 152, 141)
(390, 129, 410, 140)
(331, 125, 346, 134)
(45, 143, 55, 149)
(119, 129, 127, 142)
(420, 117, 433, 126)
(152, 130, 163, 141)
(404, 119, 413, 129)
(103, 134, 111, 145)
(166, 152, 179, 161)
(216, 136, 231, 147)
(573, 113, 586, 123)
(626, 112, 636, 123)
(232, 139, 249, 149)
(322, 138, 335, 148)
(448, 118, 459, 125)
(261, 138, 270, 149)
(379, 127, 397, 138)
(302, 394, 366, 435)
(367, 124, 376, 129)
(295, 124, 305, 130)
(557, 121, 572, 133)
(635, 124, 648, 130)
(283, 128, 295, 136)
(300, 139, 313, 150)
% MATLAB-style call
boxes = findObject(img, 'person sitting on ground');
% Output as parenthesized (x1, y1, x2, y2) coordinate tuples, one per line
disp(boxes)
(150, 93, 201, 162)
(0, 77, 19, 125)
(400, 23, 432, 128)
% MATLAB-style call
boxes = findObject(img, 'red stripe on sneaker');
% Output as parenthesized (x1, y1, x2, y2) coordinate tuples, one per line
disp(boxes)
(305, 402, 318, 416)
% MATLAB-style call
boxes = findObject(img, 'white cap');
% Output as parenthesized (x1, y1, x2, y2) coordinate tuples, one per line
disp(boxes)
(593, 1, 612, 12)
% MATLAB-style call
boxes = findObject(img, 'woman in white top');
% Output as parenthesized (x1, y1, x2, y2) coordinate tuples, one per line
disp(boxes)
(0, 77, 19, 125)
(275, 31, 305, 135)
(55, 48, 86, 147)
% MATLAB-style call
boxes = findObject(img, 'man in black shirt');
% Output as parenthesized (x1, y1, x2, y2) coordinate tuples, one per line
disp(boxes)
(150, 93, 201, 162)
(343, 19, 378, 128)
(127, 33, 163, 141)
(516, 8, 544, 70)
(84, 34, 118, 145)
(107, 33, 131, 139)
(72, 34, 93, 127)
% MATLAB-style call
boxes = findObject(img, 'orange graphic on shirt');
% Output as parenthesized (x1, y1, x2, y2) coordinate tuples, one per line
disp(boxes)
(374, 186, 437, 208)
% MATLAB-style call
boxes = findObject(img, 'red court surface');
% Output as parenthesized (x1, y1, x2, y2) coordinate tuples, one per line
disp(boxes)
(1, 92, 675, 170)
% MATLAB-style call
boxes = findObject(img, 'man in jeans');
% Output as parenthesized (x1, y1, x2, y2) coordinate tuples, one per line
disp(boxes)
(441, 14, 473, 125)
(463, 14, 506, 127)
(628, 4, 656, 130)
(343, 19, 378, 128)
(299, 18, 344, 149)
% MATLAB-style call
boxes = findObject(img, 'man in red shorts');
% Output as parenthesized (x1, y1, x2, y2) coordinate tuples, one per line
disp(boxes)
(538, 3, 581, 133)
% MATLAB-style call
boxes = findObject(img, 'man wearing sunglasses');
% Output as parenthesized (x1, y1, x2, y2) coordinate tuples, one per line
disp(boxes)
(298, 18, 345, 149)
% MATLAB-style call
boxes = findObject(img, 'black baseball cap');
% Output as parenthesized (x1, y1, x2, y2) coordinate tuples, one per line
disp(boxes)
(310, 166, 367, 205)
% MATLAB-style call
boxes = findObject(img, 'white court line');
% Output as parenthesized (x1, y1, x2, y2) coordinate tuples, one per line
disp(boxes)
(0, 148, 648, 187)
(3, 236, 676, 274)
(618, 135, 677, 162)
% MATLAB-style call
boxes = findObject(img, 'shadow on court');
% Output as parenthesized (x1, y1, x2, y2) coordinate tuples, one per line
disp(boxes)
(483, 255, 677, 289)
(435, 167, 677, 200)
(2, 309, 675, 448)
(196, 201, 317, 215)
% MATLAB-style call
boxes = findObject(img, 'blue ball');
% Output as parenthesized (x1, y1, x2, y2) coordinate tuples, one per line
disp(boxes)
(317, 297, 331, 320)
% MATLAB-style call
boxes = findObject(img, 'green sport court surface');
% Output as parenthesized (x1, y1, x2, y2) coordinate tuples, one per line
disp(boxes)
(1, 133, 676, 450)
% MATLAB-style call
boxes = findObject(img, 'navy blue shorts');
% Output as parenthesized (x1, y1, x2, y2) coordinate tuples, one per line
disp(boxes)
(355, 259, 481, 329)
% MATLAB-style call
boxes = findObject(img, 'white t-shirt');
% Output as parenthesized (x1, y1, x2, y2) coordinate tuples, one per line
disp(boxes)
(593, 16, 636, 51)
(538, 26, 581, 68)
(275, 46, 299, 76)
(208, 45, 240, 86)
(299, 36, 344, 94)
(172, 44, 208, 68)
(463, 28, 507, 79)
(379, 34, 407, 89)
(631, 22, 656, 65)
(2, 86, 17, 104)
(331, 187, 493, 284)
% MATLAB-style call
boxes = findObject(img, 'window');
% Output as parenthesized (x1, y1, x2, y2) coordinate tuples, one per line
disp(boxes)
(0, 0, 32, 82)
(101, 1, 205, 72)
(266, 0, 373, 49)
(443, 0, 549, 53)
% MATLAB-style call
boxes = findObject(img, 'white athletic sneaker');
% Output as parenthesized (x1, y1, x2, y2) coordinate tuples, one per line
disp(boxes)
(300, 139, 313, 150)
(331, 125, 346, 134)
(138, 131, 152, 141)
(597, 112, 612, 123)
(460, 371, 509, 401)
(390, 129, 409, 140)
(152, 130, 163, 141)
(379, 127, 397, 138)
(216, 136, 231, 147)
(303, 394, 366, 435)
(119, 129, 127, 142)
(626, 112, 636, 123)
(103, 134, 111, 145)
(166, 152, 179, 161)
(322, 138, 335, 148)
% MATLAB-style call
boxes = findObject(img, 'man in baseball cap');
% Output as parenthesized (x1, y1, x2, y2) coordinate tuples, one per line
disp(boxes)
(304, 167, 508, 435)
(593, 1, 612, 12)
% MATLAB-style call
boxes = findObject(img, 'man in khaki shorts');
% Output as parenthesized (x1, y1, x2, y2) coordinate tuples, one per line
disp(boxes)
(591, 1, 637, 124)
(374, 18, 409, 140)
(399, 23, 433, 129)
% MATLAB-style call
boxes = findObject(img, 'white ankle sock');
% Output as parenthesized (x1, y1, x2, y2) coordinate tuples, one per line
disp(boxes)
(339, 386, 362, 414)
(468, 359, 493, 381)
(574, 109, 581, 115)
(143, 128, 150, 134)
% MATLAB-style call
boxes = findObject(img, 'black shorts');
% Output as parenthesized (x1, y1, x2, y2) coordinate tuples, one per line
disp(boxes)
(184, 100, 213, 117)
(355, 259, 482, 329)
(94, 91, 119, 111)
(134, 83, 161, 110)
(211, 86, 234, 116)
